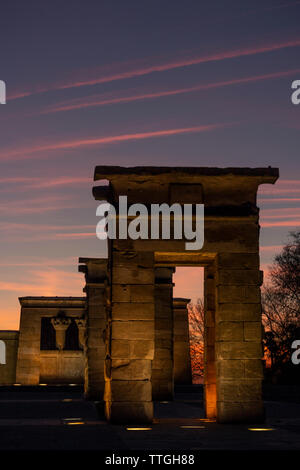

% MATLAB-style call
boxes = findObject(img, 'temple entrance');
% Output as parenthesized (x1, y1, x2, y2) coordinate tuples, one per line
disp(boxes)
(92, 165, 278, 424)
(173, 267, 204, 385)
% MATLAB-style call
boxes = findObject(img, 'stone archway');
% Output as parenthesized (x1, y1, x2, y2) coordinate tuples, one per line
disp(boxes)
(91, 165, 278, 424)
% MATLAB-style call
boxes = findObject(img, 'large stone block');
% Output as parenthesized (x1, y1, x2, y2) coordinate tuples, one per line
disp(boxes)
(244, 359, 263, 378)
(111, 359, 151, 380)
(111, 321, 154, 340)
(112, 285, 154, 303)
(217, 379, 262, 402)
(244, 321, 262, 341)
(216, 322, 244, 341)
(217, 400, 264, 423)
(216, 341, 262, 359)
(113, 251, 154, 269)
(217, 303, 261, 322)
(217, 269, 262, 285)
(218, 252, 260, 269)
(111, 302, 154, 321)
(130, 285, 155, 303)
(203, 223, 259, 252)
(113, 266, 154, 284)
(216, 359, 244, 379)
(111, 339, 154, 359)
(218, 285, 261, 303)
(105, 380, 152, 402)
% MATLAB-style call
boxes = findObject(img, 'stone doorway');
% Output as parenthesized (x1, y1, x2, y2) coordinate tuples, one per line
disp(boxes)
(92, 165, 278, 424)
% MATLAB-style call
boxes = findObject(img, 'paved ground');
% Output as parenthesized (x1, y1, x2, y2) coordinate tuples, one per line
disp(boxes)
(0, 384, 299, 452)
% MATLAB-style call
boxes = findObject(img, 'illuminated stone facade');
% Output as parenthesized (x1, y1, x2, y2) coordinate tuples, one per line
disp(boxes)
(93, 166, 278, 424)
(0, 165, 279, 425)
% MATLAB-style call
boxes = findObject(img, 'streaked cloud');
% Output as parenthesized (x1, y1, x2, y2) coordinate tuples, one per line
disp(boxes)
(261, 219, 300, 227)
(9, 38, 300, 100)
(0, 195, 92, 215)
(42, 68, 300, 115)
(0, 269, 83, 296)
(0, 123, 228, 161)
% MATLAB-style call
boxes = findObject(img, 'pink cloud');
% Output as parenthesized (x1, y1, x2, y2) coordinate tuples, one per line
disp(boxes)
(173, 267, 204, 303)
(259, 198, 300, 203)
(261, 207, 300, 218)
(0, 195, 92, 215)
(0, 176, 92, 195)
(260, 207, 300, 227)
(0, 256, 78, 267)
(260, 245, 283, 252)
(0, 268, 85, 329)
(0, 123, 229, 161)
(259, 179, 300, 196)
(9, 38, 300, 100)
(0, 269, 83, 296)
(0, 222, 96, 242)
(42, 68, 300, 114)
(261, 220, 300, 227)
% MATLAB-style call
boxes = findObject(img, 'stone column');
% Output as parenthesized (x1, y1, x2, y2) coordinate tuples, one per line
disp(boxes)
(173, 298, 192, 385)
(203, 265, 217, 418)
(152, 267, 175, 400)
(105, 247, 155, 423)
(79, 258, 108, 400)
(51, 315, 71, 350)
(215, 252, 264, 423)
(75, 317, 87, 350)
(16, 300, 41, 385)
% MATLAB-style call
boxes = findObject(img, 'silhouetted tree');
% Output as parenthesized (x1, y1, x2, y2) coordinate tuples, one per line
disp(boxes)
(188, 299, 204, 380)
(262, 231, 300, 383)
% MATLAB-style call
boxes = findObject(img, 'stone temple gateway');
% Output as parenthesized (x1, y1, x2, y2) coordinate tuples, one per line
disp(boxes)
(0, 165, 279, 425)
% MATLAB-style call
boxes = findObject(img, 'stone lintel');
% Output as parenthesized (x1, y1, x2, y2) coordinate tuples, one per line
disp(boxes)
(93, 166, 279, 210)
(173, 298, 191, 309)
(18, 297, 86, 308)
(94, 166, 279, 181)
(0, 330, 19, 339)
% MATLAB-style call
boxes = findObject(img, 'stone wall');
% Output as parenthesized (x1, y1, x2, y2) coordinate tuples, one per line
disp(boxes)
(0, 331, 19, 385)
(79, 258, 108, 399)
(152, 268, 175, 400)
(173, 298, 192, 385)
(16, 297, 85, 385)
(104, 247, 155, 423)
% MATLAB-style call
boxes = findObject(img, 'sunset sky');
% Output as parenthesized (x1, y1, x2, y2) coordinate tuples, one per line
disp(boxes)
(0, 0, 300, 329)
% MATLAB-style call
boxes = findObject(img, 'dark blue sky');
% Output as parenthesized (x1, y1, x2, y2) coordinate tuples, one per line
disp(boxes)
(0, 0, 299, 328)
